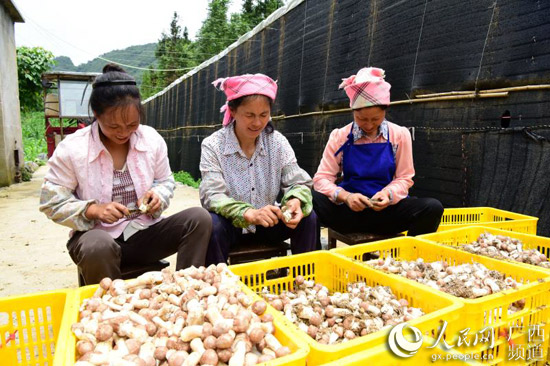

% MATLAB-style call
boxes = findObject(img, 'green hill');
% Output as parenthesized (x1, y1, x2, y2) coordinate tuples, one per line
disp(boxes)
(52, 43, 157, 85)
(53, 56, 77, 71)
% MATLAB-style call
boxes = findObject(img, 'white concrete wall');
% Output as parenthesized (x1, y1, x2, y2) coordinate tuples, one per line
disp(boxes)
(0, 3, 23, 186)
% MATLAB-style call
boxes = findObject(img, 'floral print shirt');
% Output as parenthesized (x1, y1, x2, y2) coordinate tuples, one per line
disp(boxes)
(199, 125, 313, 233)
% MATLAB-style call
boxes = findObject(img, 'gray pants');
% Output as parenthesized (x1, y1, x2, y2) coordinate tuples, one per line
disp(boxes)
(67, 207, 212, 285)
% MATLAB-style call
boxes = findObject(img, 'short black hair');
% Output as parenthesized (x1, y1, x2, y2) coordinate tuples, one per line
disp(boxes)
(90, 63, 142, 118)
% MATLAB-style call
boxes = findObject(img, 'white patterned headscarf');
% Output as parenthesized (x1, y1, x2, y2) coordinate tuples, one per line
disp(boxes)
(339, 67, 391, 109)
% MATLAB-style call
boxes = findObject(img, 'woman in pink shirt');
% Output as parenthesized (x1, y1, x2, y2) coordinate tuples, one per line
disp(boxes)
(313, 67, 443, 236)
(39, 64, 212, 285)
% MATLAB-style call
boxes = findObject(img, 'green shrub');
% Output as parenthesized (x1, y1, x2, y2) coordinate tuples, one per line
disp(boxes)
(21, 167, 33, 182)
(21, 111, 47, 162)
(173, 171, 201, 188)
(17, 46, 55, 112)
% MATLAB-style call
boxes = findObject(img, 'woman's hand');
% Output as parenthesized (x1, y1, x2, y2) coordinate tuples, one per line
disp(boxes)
(282, 198, 303, 229)
(345, 193, 373, 212)
(243, 205, 283, 227)
(138, 190, 161, 215)
(370, 190, 391, 211)
(86, 202, 127, 224)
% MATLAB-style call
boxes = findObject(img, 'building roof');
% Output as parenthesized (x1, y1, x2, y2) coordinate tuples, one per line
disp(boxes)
(1, 0, 24, 23)
(42, 71, 101, 82)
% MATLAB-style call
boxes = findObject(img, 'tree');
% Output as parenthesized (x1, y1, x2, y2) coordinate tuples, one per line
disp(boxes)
(196, 0, 284, 64)
(140, 1, 285, 98)
(195, 0, 233, 61)
(141, 12, 196, 99)
(256, 0, 284, 17)
(156, 13, 195, 83)
(227, 0, 284, 52)
(244, 0, 284, 26)
(141, 65, 164, 99)
(229, 0, 254, 36)
(16, 46, 55, 111)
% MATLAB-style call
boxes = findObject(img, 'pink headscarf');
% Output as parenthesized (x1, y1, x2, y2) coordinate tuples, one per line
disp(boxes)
(339, 67, 391, 109)
(212, 73, 278, 126)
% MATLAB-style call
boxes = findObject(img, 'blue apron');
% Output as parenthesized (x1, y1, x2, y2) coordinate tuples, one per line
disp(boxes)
(335, 124, 396, 198)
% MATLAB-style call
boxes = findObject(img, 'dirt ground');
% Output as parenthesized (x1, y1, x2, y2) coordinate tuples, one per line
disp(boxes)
(0, 166, 332, 298)
(0, 165, 201, 298)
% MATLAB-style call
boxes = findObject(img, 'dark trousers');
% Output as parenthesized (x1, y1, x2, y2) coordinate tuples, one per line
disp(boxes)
(67, 207, 212, 285)
(312, 190, 443, 236)
(205, 210, 319, 265)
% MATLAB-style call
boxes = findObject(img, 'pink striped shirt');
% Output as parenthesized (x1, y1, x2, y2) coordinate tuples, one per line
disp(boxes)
(313, 120, 414, 204)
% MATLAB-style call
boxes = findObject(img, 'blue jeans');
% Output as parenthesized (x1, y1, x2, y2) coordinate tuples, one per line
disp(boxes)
(205, 210, 319, 265)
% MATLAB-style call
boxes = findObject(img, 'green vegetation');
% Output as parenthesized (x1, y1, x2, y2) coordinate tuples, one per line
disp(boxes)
(141, 14, 195, 98)
(21, 111, 47, 162)
(53, 55, 76, 70)
(195, 0, 283, 60)
(19, 110, 202, 189)
(52, 43, 157, 85)
(141, 0, 284, 98)
(38, 1, 285, 100)
(173, 171, 201, 188)
(20, 111, 203, 189)
(194, 0, 233, 63)
(16, 46, 55, 112)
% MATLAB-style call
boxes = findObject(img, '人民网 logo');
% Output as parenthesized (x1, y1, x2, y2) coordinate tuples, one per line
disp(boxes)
(388, 323, 423, 358)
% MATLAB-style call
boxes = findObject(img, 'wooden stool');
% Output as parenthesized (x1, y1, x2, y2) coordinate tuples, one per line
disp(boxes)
(78, 259, 170, 287)
(228, 241, 289, 265)
(327, 228, 404, 250)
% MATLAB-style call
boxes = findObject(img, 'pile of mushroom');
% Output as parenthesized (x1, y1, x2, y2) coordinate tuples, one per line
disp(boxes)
(461, 232, 550, 268)
(73, 264, 290, 366)
(262, 276, 424, 345)
(366, 256, 525, 312)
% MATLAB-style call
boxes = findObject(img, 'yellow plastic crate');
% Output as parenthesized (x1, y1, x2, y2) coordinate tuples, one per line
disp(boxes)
(420, 226, 550, 271)
(0, 289, 74, 366)
(230, 251, 463, 365)
(63, 283, 309, 366)
(421, 226, 550, 364)
(333, 237, 550, 365)
(439, 207, 538, 234)
(320, 337, 484, 366)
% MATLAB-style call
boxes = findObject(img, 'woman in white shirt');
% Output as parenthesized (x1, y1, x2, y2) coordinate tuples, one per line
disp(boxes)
(200, 74, 318, 265)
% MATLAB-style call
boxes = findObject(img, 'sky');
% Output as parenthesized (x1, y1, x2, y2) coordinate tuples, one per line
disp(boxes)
(13, 0, 243, 66)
